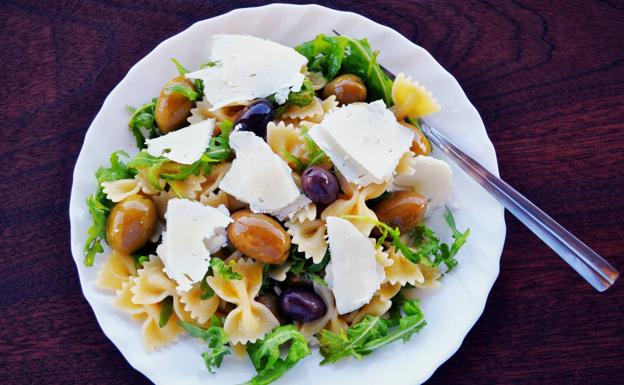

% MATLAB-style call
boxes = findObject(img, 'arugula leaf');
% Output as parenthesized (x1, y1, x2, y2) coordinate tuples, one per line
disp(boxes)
(344, 207, 469, 271)
(167, 83, 200, 101)
(200, 272, 215, 300)
(159, 296, 174, 328)
(127, 99, 159, 148)
(318, 298, 425, 364)
(126, 120, 233, 196)
(296, 34, 394, 105)
(288, 247, 329, 286)
(83, 151, 135, 266)
(244, 325, 311, 385)
(171, 57, 189, 75)
(287, 78, 315, 107)
(270, 77, 316, 117)
(282, 125, 327, 173)
(209, 258, 242, 280)
(179, 318, 230, 374)
(134, 255, 150, 268)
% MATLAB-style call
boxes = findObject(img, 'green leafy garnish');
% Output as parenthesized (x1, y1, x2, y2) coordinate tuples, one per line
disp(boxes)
(171, 57, 189, 75)
(127, 120, 233, 196)
(127, 99, 159, 148)
(83, 151, 136, 266)
(167, 83, 200, 101)
(209, 258, 242, 280)
(199, 273, 215, 300)
(133, 255, 150, 268)
(296, 34, 394, 105)
(270, 78, 316, 117)
(282, 125, 327, 173)
(288, 247, 329, 286)
(318, 298, 425, 364)
(343, 207, 469, 271)
(179, 317, 230, 374)
(159, 296, 174, 328)
(244, 325, 311, 385)
(287, 78, 315, 107)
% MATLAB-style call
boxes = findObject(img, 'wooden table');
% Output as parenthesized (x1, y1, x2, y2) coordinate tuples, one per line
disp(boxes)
(2, 1, 623, 384)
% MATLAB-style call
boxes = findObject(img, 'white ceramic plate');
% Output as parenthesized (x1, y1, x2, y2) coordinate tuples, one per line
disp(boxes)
(69, 4, 505, 385)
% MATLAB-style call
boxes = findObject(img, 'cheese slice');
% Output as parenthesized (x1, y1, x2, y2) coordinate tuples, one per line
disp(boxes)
(325, 216, 385, 314)
(219, 131, 307, 216)
(390, 155, 453, 211)
(146, 119, 214, 164)
(309, 100, 414, 186)
(157, 199, 233, 292)
(186, 34, 307, 110)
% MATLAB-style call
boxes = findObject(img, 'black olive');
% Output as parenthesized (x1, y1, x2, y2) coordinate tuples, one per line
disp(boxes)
(234, 99, 275, 138)
(278, 287, 327, 323)
(301, 166, 340, 205)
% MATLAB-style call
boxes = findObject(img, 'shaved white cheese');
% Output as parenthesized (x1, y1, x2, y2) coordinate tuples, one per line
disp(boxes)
(325, 216, 385, 314)
(309, 100, 414, 186)
(390, 155, 453, 211)
(157, 199, 233, 292)
(219, 131, 306, 216)
(186, 34, 307, 110)
(146, 119, 214, 165)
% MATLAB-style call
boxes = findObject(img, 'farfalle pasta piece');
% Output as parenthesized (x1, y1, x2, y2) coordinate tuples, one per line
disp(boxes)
(200, 162, 231, 198)
(207, 259, 279, 344)
(298, 282, 347, 345)
(285, 219, 327, 263)
(345, 283, 402, 325)
(96, 251, 136, 291)
(395, 151, 417, 176)
(188, 98, 246, 124)
(384, 244, 439, 286)
(101, 179, 140, 202)
(321, 95, 338, 114)
(321, 175, 387, 236)
(114, 258, 190, 350)
(266, 121, 307, 167)
(179, 282, 220, 326)
(268, 262, 292, 282)
(135, 168, 164, 195)
(152, 191, 173, 220)
(168, 173, 206, 200)
(200, 189, 247, 212)
(282, 96, 325, 123)
(391, 72, 441, 120)
(288, 203, 317, 223)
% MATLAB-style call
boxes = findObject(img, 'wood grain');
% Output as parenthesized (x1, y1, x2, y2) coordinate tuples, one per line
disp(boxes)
(1, 0, 623, 384)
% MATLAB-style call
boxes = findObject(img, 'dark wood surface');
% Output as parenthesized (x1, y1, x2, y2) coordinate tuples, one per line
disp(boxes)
(1, 0, 623, 384)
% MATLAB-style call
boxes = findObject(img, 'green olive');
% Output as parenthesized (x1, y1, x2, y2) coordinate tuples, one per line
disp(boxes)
(373, 191, 428, 233)
(322, 74, 367, 105)
(155, 75, 195, 133)
(227, 210, 291, 264)
(106, 195, 157, 254)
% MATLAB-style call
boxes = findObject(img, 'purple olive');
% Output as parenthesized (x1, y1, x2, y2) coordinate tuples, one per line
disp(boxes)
(278, 287, 327, 323)
(234, 99, 275, 138)
(301, 166, 339, 205)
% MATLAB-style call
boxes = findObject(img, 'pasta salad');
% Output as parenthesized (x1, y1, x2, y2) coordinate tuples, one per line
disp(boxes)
(84, 33, 469, 385)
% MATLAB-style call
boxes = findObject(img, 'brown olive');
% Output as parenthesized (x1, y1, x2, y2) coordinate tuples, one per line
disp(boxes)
(155, 75, 195, 133)
(227, 210, 291, 264)
(322, 74, 367, 105)
(106, 195, 157, 254)
(373, 191, 428, 233)
(255, 293, 284, 323)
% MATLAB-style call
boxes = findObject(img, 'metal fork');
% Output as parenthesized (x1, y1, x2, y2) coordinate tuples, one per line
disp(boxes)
(420, 120, 618, 292)
(331, 29, 619, 291)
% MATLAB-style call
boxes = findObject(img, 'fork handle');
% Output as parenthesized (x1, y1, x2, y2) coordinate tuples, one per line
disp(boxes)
(420, 120, 619, 292)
